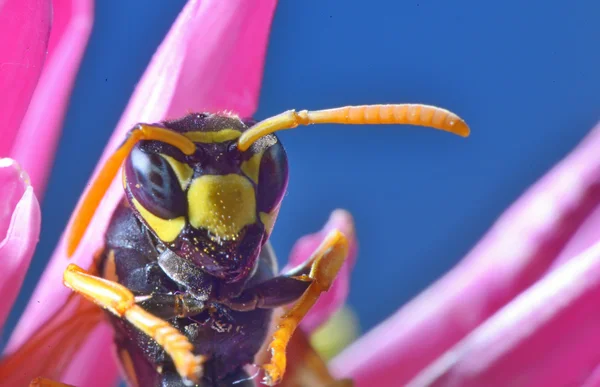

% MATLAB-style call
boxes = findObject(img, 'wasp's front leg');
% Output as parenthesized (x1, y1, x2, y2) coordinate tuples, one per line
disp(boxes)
(223, 230, 348, 385)
(63, 264, 206, 385)
(136, 292, 206, 320)
(222, 276, 312, 312)
(261, 229, 349, 385)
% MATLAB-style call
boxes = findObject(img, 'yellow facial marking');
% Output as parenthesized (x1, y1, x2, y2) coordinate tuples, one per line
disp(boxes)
(260, 206, 280, 235)
(188, 174, 256, 240)
(240, 151, 264, 184)
(161, 154, 193, 189)
(183, 129, 241, 143)
(131, 198, 185, 242)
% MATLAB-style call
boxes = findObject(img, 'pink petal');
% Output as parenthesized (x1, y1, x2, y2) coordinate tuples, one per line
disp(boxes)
(283, 209, 358, 333)
(167, 0, 275, 118)
(0, 0, 51, 155)
(582, 363, 600, 387)
(0, 159, 27, 239)
(0, 294, 105, 384)
(0, 159, 41, 330)
(10, 0, 94, 198)
(60, 323, 120, 387)
(408, 239, 600, 387)
(550, 196, 600, 270)
(331, 122, 600, 385)
(6, 0, 277, 382)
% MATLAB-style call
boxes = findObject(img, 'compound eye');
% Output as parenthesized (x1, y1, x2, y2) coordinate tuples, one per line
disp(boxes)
(257, 139, 288, 213)
(241, 135, 288, 215)
(125, 147, 187, 219)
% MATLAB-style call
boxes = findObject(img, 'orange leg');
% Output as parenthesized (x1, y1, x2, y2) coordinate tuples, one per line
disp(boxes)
(272, 326, 353, 387)
(262, 230, 349, 386)
(63, 264, 205, 385)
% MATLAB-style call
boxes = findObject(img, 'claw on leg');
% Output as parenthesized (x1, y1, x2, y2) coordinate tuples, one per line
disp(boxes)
(262, 230, 349, 385)
(63, 264, 205, 385)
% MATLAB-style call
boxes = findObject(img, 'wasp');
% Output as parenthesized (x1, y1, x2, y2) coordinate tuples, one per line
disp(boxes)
(29, 104, 469, 386)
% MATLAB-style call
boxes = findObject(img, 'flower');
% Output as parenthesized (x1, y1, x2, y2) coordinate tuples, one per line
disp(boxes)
(3, 0, 600, 386)
(0, 159, 41, 331)
(330, 122, 600, 386)
(0, 0, 91, 345)
(0, 0, 49, 333)
(1, 0, 93, 198)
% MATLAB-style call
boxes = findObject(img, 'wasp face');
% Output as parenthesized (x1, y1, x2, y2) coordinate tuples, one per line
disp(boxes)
(123, 113, 288, 282)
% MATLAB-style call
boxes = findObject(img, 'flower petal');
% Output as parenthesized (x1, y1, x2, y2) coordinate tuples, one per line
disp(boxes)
(10, 0, 94, 197)
(60, 323, 120, 387)
(7, 0, 278, 382)
(408, 239, 600, 387)
(331, 122, 600, 385)
(283, 209, 358, 333)
(0, 0, 51, 156)
(582, 364, 600, 387)
(0, 159, 27, 239)
(550, 185, 600, 269)
(167, 0, 276, 118)
(0, 159, 41, 330)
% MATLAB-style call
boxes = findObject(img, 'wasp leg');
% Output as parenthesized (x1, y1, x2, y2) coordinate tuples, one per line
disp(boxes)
(157, 249, 213, 300)
(29, 377, 75, 387)
(63, 264, 205, 385)
(222, 276, 311, 312)
(136, 293, 206, 320)
(263, 324, 353, 387)
(261, 230, 349, 386)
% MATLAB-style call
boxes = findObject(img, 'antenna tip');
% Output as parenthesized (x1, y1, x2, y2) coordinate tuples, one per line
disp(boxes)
(447, 117, 470, 137)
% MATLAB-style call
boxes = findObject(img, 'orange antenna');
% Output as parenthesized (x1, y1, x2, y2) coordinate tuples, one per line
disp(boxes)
(66, 124, 196, 257)
(237, 104, 470, 151)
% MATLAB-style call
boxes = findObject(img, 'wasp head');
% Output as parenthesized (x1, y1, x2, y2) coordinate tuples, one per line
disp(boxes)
(123, 113, 288, 283)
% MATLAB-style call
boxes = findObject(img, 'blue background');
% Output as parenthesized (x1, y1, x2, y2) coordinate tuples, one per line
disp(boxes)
(6, 0, 600, 341)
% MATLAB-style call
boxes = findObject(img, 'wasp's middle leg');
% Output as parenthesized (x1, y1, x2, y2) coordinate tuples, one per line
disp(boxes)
(63, 264, 206, 385)
(261, 230, 349, 385)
